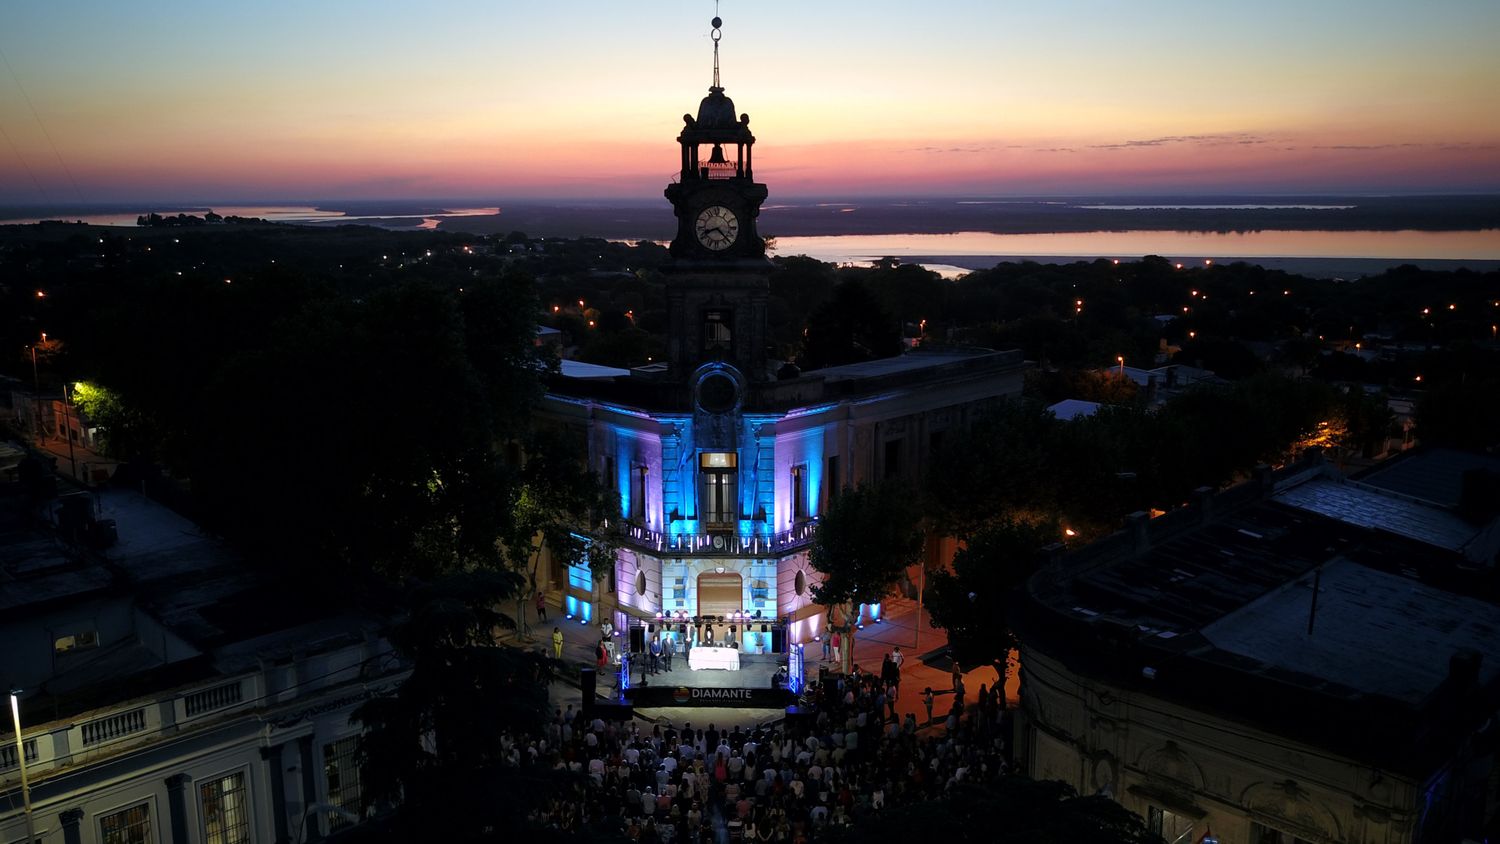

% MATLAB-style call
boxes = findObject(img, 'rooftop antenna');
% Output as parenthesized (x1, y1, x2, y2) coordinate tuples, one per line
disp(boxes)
(711, 1, 722, 89)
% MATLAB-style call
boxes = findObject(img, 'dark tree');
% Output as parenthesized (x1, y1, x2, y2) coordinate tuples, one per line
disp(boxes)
(354, 571, 558, 842)
(798, 279, 902, 371)
(809, 480, 925, 672)
(924, 516, 1057, 685)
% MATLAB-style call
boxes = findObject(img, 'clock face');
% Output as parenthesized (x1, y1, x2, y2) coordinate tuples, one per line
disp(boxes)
(694, 205, 740, 251)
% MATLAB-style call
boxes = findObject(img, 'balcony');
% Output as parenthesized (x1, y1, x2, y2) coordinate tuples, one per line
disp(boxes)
(617, 519, 818, 558)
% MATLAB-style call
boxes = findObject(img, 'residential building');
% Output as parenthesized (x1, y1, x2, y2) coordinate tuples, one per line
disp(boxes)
(0, 482, 404, 844)
(1012, 451, 1500, 844)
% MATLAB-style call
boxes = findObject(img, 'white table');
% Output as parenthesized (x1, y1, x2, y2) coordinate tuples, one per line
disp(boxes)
(689, 646, 741, 671)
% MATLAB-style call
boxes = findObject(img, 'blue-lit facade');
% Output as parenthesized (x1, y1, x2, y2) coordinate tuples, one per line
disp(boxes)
(536, 54, 1029, 645)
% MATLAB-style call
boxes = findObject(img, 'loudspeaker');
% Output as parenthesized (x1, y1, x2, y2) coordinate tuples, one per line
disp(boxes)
(770, 627, 786, 653)
(647, 623, 656, 633)
(580, 668, 597, 703)
(629, 626, 645, 654)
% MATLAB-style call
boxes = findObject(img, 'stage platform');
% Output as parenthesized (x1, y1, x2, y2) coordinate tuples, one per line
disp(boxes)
(621, 652, 795, 709)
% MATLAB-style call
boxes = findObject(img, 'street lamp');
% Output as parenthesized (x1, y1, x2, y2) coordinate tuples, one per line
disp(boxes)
(9, 689, 36, 844)
(1116, 355, 1125, 375)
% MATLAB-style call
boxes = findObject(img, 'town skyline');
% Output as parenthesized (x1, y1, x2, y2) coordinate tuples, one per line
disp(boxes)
(3, 0, 1499, 204)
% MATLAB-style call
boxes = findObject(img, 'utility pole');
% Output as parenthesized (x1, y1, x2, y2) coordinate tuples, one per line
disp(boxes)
(9, 690, 36, 844)
(62, 383, 77, 481)
(914, 561, 925, 652)
(29, 344, 43, 445)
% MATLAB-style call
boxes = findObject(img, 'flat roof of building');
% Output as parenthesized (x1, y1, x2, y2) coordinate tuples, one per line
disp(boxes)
(1355, 447, 1500, 508)
(1202, 557, 1500, 705)
(809, 347, 1000, 382)
(1276, 476, 1482, 553)
(1047, 399, 1101, 421)
(1017, 454, 1500, 775)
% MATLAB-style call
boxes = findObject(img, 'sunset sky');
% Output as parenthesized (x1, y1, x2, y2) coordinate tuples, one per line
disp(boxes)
(2, 0, 1499, 203)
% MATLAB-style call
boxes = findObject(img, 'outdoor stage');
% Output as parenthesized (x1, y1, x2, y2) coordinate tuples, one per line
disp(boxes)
(620, 652, 797, 708)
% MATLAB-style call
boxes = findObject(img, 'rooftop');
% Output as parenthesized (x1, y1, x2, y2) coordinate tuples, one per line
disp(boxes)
(1356, 447, 1500, 508)
(1276, 476, 1484, 555)
(1202, 557, 1500, 705)
(1017, 453, 1500, 776)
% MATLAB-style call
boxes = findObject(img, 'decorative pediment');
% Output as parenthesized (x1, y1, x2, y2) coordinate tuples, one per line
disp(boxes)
(1239, 780, 1340, 842)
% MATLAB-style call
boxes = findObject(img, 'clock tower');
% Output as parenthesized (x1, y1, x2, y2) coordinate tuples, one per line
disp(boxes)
(664, 13, 772, 382)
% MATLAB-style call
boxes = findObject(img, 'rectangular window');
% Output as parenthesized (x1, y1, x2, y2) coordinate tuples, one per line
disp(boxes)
(568, 562, 593, 591)
(883, 439, 904, 479)
(200, 772, 250, 844)
(1148, 807, 1195, 844)
(100, 803, 152, 844)
(704, 310, 733, 351)
(630, 465, 646, 521)
(749, 585, 769, 606)
(672, 577, 687, 601)
(791, 465, 808, 521)
(323, 736, 366, 831)
(700, 452, 738, 525)
(54, 630, 99, 653)
(1250, 823, 1313, 844)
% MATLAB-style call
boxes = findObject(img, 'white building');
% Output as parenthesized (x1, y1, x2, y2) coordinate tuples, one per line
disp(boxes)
(1, 485, 404, 844)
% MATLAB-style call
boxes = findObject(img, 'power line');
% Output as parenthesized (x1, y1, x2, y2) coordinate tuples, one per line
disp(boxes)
(0, 43, 86, 205)
(0, 119, 52, 204)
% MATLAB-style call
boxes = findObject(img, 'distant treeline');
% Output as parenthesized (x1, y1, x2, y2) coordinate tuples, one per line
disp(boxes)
(137, 211, 269, 227)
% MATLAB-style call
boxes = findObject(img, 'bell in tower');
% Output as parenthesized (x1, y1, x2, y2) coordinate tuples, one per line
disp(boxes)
(663, 11, 773, 382)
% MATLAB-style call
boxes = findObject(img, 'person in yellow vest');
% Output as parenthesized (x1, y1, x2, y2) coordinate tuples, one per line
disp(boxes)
(552, 626, 564, 660)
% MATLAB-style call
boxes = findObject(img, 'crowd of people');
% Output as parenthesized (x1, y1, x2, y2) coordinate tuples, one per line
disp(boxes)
(511, 658, 1011, 842)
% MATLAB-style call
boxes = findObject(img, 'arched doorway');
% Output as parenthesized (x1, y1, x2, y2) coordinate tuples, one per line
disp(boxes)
(696, 571, 742, 618)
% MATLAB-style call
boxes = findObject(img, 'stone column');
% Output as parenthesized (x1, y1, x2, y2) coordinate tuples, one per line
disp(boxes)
(165, 773, 191, 844)
(260, 744, 290, 843)
(298, 736, 322, 842)
(59, 808, 84, 844)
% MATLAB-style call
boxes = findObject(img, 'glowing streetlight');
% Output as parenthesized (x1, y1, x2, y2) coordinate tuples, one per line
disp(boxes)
(1116, 355, 1125, 375)
(1063, 527, 1077, 538)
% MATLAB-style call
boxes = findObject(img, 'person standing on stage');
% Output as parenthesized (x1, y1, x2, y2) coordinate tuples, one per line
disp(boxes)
(703, 623, 715, 647)
(725, 625, 737, 650)
(552, 626, 564, 660)
(649, 636, 662, 674)
(830, 630, 842, 667)
(662, 635, 674, 671)
(821, 623, 832, 662)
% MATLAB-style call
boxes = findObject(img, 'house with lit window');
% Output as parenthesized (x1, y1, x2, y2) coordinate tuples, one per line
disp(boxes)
(0, 482, 405, 844)
(534, 54, 1027, 646)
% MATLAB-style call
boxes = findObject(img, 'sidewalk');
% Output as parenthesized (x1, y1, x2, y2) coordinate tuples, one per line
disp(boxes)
(823, 595, 1016, 728)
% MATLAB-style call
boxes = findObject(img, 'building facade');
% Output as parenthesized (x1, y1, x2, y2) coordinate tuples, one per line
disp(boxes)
(536, 34, 1027, 646)
(1, 487, 404, 844)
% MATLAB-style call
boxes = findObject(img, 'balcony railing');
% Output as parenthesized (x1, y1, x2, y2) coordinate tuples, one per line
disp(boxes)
(618, 518, 818, 557)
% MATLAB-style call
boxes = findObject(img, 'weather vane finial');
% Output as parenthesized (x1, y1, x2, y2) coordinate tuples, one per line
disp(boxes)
(711, 1, 723, 90)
